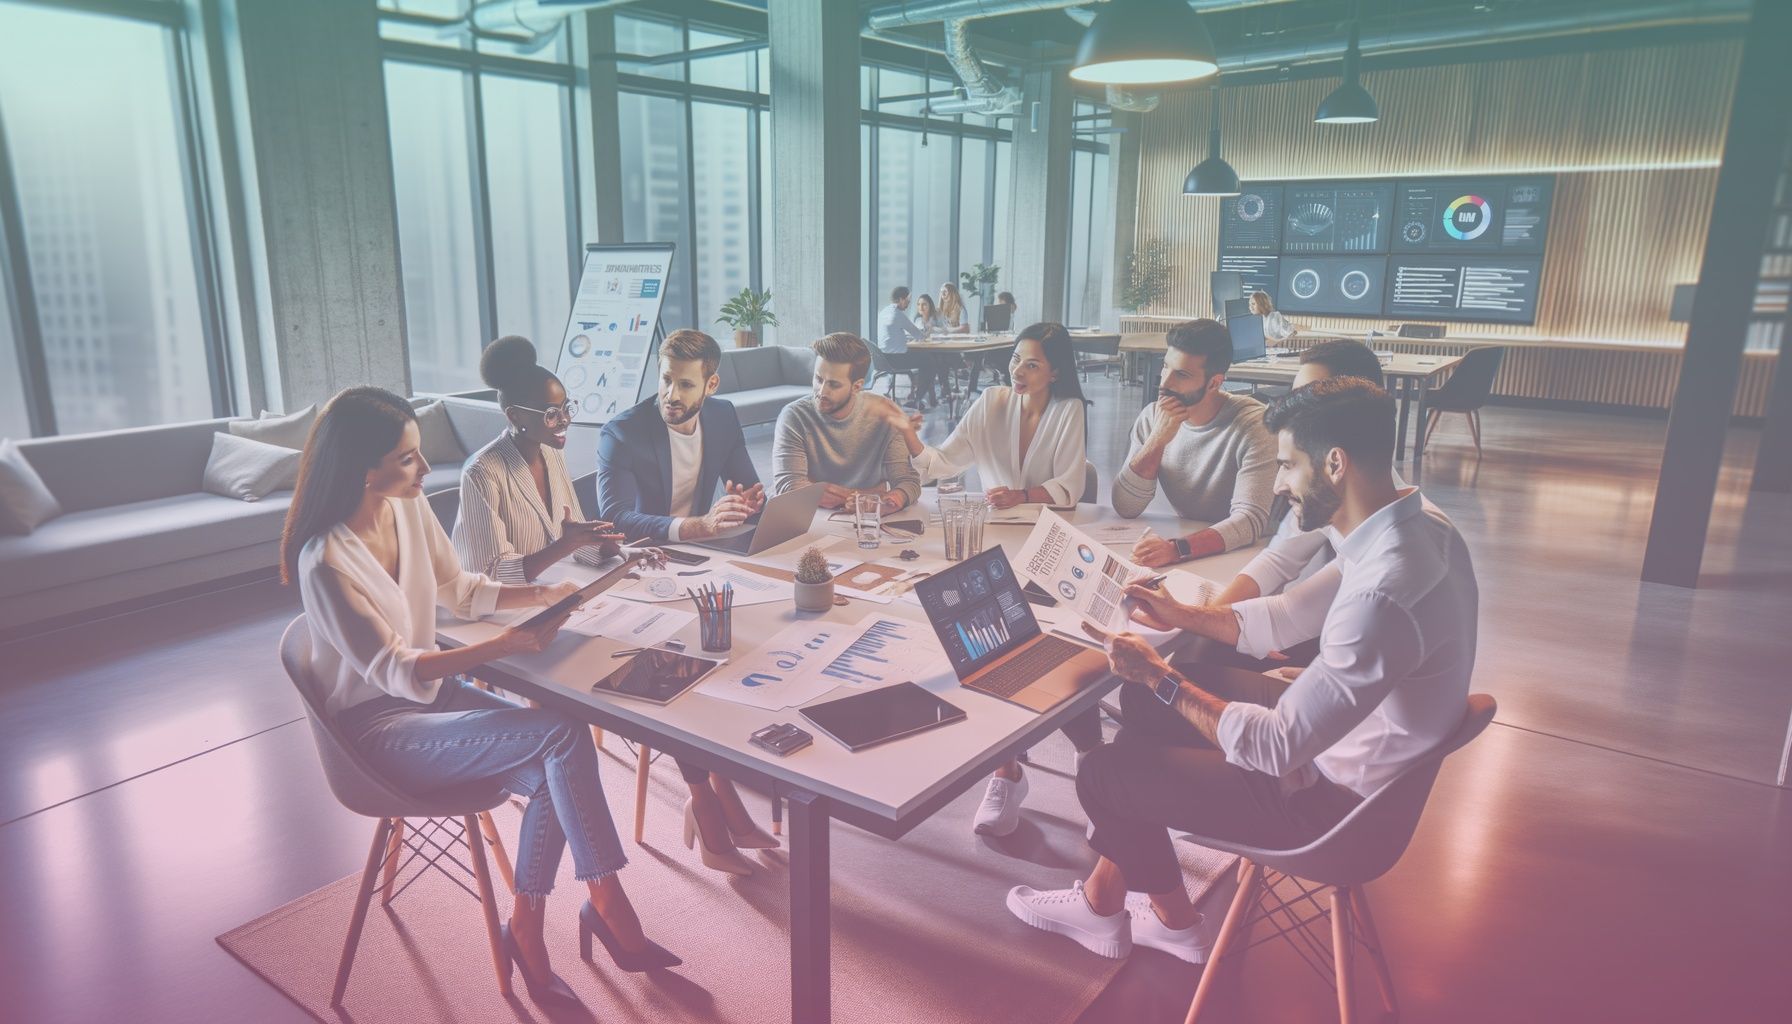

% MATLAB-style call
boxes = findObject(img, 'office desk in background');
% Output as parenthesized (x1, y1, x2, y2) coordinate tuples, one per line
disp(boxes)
(1225, 352, 1466, 472)
(437, 501, 1260, 1024)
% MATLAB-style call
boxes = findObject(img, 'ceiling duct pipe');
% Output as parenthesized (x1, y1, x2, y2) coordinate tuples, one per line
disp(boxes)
(1064, 6, 1159, 112)
(470, 0, 640, 37)
(924, 18, 1024, 116)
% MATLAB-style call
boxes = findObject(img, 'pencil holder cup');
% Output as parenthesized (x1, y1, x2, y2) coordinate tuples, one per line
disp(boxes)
(698, 607, 732, 653)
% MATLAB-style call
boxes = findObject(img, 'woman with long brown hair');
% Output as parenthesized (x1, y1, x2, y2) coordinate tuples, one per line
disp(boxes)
(283, 387, 678, 1014)
(936, 281, 972, 334)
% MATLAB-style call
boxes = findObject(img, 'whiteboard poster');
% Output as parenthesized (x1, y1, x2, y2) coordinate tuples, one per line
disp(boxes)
(554, 243, 676, 425)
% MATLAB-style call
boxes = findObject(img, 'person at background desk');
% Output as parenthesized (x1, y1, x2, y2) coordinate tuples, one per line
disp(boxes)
(596, 328, 763, 546)
(937, 282, 973, 335)
(1006, 378, 1477, 965)
(913, 293, 949, 336)
(1250, 290, 1303, 345)
(1112, 319, 1276, 567)
(876, 286, 939, 408)
(771, 331, 921, 515)
(596, 328, 780, 876)
(287, 388, 679, 1014)
(864, 321, 1098, 836)
(453, 336, 633, 581)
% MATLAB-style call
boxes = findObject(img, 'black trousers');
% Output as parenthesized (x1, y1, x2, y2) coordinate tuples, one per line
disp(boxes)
(1076, 674, 1360, 894)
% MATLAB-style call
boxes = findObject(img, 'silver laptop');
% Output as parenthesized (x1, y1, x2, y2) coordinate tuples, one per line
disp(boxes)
(913, 546, 1109, 713)
(690, 482, 825, 555)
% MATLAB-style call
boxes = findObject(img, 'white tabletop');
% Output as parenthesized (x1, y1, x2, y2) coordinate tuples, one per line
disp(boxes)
(438, 500, 1261, 833)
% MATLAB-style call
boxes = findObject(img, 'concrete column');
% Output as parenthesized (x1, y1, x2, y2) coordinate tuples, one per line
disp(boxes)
(574, 11, 626, 245)
(227, 0, 408, 408)
(768, 0, 860, 347)
(1004, 66, 1074, 324)
(1107, 110, 1143, 327)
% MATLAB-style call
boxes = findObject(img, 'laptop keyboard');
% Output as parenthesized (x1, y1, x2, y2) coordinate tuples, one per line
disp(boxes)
(973, 634, 1090, 699)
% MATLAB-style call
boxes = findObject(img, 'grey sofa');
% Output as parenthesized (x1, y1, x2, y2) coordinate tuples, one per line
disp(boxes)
(715, 345, 811, 427)
(0, 396, 529, 632)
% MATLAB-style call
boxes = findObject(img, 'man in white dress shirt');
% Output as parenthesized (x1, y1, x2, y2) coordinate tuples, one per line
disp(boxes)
(875, 285, 937, 407)
(1004, 377, 1478, 964)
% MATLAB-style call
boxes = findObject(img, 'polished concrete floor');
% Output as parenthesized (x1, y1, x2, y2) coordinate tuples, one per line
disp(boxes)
(2, 376, 1789, 1023)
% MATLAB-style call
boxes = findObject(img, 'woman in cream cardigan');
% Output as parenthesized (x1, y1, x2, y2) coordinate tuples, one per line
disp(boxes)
(863, 322, 1101, 837)
(285, 387, 678, 1014)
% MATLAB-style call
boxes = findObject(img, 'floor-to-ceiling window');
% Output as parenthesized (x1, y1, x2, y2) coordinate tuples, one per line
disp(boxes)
(1065, 100, 1113, 329)
(378, 1, 579, 394)
(861, 62, 1013, 333)
(0, 0, 228, 436)
(614, 11, 771, 343)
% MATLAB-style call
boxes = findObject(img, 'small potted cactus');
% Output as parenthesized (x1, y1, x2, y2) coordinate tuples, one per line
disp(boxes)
(793, 545, 835, 612)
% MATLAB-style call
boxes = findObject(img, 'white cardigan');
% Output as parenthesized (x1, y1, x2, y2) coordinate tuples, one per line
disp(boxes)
(911, 388, 1087, 506)
(299, 495, 502, 716)
(453, 431, 605, 583)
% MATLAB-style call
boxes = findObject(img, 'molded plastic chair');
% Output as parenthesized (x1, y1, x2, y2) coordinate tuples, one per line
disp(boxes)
(866, 342, 924, 401)
(1420, 347, 1506, 455)
(280, 616, 518, 1006)
(1184, 694, 1497, 1024)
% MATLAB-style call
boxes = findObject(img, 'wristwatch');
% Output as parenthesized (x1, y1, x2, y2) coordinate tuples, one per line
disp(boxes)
(1173, 536, 1192, 562)
(1153, 673, 1181, 706)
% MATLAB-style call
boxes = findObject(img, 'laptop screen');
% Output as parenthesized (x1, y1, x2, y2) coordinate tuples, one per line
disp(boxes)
(1228, 313, 1266, 362)
(914, 547, 1041, 679)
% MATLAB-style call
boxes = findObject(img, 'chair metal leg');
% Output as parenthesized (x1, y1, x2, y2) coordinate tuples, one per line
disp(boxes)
(476, 810, 516, 894)
(378, 816, 404, 907)
(1332, 888, 1357, 1024)
(1422, 409, 1442, 450)
(1349, 886, 1399, 1020)
(463, 814, 513, 997)
(331, 817, 394, 1007)
(1468, 410, 1483, 455)
(1185, 859, 1263, 1024)
(634, 742, 652, 843)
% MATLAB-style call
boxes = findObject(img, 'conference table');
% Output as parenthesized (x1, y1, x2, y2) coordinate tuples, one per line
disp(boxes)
(908, 330, 1123, 414)
(436, 499, 1261, 1024)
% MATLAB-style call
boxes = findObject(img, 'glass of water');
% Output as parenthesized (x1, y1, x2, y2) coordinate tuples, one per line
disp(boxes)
(938, 471, 965, 497)
(940, 495, 988, 561)
(853, 492, 882, 550)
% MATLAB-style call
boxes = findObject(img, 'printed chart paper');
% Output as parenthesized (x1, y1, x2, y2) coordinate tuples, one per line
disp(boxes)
(613, 565, 792, 606)
(554, 244, 675, 425)
(1015, 509, 1149, 632)
(695, 618, 872, 711)
(816, 615, 952, 687)
(563, 597, 692, 649)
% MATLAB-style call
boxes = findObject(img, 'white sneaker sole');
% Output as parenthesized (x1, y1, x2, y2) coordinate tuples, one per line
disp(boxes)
(1131, 924, 1211, 964)
(1006, 889, 1131, 959)
(974, 813, 1021, 837)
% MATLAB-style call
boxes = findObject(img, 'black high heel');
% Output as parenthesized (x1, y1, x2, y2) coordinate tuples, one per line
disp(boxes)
(499, 922, 583, 1011)
(579, 902, 682, 972)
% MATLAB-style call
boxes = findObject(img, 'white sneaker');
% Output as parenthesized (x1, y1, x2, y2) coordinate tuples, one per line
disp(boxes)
(1125, 893, 1213, 964)
(1006, 881, 1132, 959)
(973, 772, 1029, 836)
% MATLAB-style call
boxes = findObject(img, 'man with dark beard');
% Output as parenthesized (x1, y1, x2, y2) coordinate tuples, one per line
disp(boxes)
(1004, 378, 1477, 967)
(597, 328, 763, 545)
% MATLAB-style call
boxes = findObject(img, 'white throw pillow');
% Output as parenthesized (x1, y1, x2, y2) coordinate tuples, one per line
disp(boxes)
(0, 438, 62, 535)
(202, 432, 302, 502)
(413, 400, 465, 467)
(229, 404, 317, 450)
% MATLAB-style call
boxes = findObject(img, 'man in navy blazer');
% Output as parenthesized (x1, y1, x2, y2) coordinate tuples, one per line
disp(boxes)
(597, 328, 765, 543)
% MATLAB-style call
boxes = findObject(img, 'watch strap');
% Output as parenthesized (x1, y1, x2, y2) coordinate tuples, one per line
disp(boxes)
(1173, 535, 1192, 561)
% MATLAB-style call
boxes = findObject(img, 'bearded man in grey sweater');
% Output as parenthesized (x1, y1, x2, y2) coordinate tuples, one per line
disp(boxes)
(772, 332, 921, 515)
(1113, 318, 1276, 567)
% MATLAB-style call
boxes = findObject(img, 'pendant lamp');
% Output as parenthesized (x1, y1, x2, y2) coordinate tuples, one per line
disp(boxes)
(1315, 21, 1379, 124)
(1071, 0, 1219, 87)
(1183, 90, 1239, 196)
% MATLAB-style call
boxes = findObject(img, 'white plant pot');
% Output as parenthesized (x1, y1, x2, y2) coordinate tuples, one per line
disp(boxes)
(793, 579, 834, 612)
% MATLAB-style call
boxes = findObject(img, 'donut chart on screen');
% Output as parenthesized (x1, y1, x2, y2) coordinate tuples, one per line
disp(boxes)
(1443, 194, 1492, 240)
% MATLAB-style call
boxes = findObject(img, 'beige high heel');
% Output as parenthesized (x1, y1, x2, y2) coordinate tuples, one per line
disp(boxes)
(728, 820, 782, 850)
(683, 799, 755, 876)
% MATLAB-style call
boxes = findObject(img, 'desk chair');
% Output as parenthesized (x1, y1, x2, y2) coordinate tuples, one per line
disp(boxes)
(1419, 347, 1505, 456)
(1077, 335, 1123, 382)
(1184, 694, 1497, 1024)
(280, 616, 518, 1006)
(867, 343, 925, 402)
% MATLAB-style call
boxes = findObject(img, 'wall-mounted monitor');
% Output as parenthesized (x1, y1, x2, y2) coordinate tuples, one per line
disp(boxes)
(1281, 182, 1394, 254)
(1219, 254, 1279, 302)
(1219, 186, 1283, 253)
(1278, 256, 1387, 317)
(1392, 177, 1554, 254)
(1386, 256, 1544, 324)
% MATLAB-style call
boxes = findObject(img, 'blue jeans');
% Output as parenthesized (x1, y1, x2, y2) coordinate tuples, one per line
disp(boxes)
(339, 680, 627, 902)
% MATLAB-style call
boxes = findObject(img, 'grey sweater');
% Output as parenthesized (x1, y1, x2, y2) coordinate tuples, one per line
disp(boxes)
(1111, 393, 1276, 551)
(772, 395, 922, 508)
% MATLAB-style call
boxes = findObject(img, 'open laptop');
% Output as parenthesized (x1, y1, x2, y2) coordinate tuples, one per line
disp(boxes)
(913, 546, 1109, 713)
(690, 482, 825, 555)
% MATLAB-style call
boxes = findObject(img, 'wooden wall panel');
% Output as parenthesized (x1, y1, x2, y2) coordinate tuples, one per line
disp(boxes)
(1132, 41, 1745, 364)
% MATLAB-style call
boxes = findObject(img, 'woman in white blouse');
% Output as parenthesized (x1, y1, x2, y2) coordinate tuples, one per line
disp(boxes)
(284, 387, 678, 1014)
(863, 323, 1100, 836)
(936, 281, 973, 334)
(456, 336, 777, 877)
(912, 293, 948, 337)
(867, 321, 1089, 508)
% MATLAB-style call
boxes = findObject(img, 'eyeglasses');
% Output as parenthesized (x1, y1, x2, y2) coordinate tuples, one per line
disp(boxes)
(508, 400, 581, 427)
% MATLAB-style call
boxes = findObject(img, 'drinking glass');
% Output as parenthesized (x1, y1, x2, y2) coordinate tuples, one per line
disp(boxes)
(937, 472, 965, 496)
(853, 492, 882, 550)
(941, 495, 988, 561)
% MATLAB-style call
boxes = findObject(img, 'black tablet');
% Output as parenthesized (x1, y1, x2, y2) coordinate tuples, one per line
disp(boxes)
(519, 554, 642, 630)
(590, 649, 721, 705)
(800, 682, 967, 752)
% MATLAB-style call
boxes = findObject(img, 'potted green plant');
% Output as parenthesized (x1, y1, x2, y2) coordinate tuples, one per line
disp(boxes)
(792, 545, 834, 612)
(1119, 239, 1172, 313)
(960, 262, 1001, 320)
(716, 287, 778, 348)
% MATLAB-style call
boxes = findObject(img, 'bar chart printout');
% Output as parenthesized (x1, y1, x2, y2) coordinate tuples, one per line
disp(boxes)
(818, 617, 946, 685)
